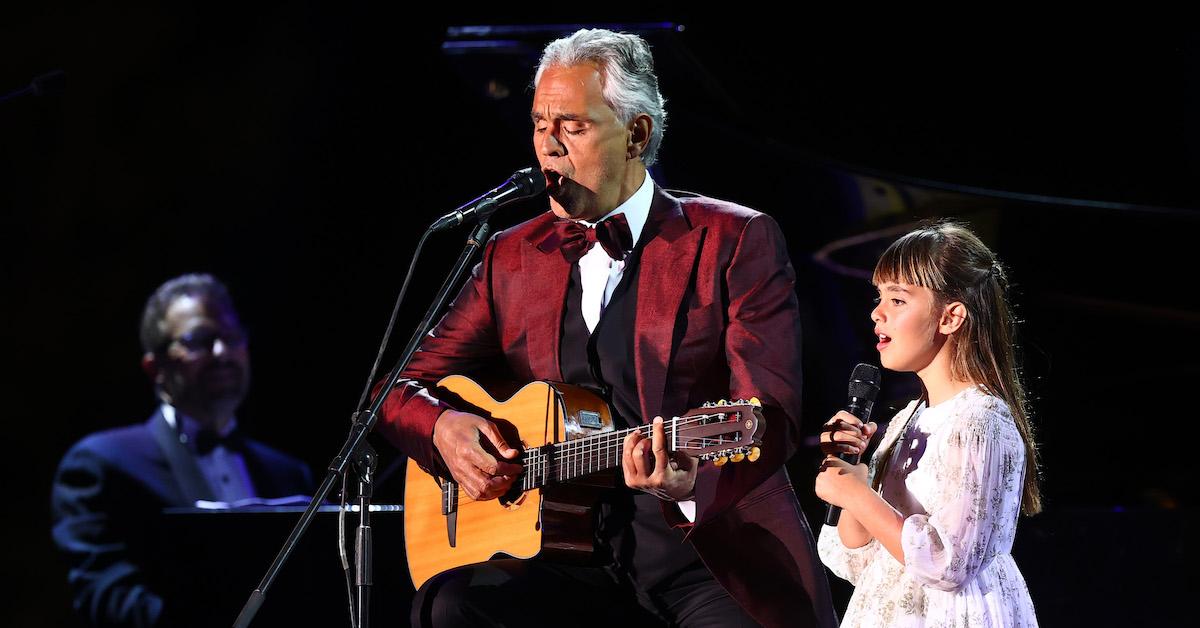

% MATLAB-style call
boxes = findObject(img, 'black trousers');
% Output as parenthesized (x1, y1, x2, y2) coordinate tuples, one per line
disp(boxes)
(410, 559, 759, 628)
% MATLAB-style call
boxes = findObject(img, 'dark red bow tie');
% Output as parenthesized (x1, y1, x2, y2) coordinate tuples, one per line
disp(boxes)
(550, 213, 634, 264)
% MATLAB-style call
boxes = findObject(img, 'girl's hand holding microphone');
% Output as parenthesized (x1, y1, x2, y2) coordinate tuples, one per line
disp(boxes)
(820, 411, 876, 457)
(815, 412, 877, 509)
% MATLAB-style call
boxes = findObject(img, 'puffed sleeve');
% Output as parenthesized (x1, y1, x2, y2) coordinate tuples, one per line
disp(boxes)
(900, 399, 1024, 592)
(818, 524, 881, 585)
(816, 404, 910, 585)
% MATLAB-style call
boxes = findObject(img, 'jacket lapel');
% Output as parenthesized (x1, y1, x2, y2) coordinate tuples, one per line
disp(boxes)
(148, 409, 216, 503)
(525, 214, 572, 381)
(634, 187, 705, 423)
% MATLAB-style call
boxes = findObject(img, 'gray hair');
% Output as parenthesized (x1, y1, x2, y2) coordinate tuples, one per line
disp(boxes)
(534, 29, 668, 167)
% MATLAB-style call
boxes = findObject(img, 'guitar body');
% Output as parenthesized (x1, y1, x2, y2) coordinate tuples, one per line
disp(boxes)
(404, 375, 615, 589)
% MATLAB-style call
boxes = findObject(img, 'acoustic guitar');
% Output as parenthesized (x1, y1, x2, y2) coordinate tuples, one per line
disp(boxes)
(404, 374, 764, 588)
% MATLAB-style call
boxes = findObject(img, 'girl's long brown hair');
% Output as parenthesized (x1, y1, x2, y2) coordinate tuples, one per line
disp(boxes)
(871, 221, 1042, 515)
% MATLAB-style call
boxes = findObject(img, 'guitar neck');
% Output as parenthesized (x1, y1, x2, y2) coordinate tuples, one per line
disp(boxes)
(518, 420, 672, 491)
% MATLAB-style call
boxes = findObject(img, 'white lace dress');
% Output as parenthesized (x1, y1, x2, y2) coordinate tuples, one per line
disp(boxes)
(818, 386, 1038, 627)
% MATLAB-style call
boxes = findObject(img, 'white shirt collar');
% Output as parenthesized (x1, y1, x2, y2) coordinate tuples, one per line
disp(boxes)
(580, 172, 654, 248)
(161, 403, 238, 439)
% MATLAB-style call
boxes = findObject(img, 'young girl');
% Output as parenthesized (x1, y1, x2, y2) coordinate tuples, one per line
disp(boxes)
(815, 222, 1041, 627)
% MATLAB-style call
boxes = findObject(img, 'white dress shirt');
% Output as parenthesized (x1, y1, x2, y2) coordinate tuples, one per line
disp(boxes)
(575, 172, 652, 332)
(162, 404, 257, 503)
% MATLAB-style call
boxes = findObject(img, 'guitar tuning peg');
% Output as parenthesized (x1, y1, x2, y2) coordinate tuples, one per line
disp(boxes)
(730, 450, 746, 463)
(747, 446, 761, 462)
(749, 396, 762, 407)
(702, 401, 714, 408)
(716, 399, 729, 406)
(714, 455, 728, 466)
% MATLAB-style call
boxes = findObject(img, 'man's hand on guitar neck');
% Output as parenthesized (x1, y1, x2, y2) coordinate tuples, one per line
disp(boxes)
(432, 409, 522, 501)
(622, 417, 698, 502)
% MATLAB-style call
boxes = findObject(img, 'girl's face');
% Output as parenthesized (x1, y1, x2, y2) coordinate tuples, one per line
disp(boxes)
(871, 281, 946, 373)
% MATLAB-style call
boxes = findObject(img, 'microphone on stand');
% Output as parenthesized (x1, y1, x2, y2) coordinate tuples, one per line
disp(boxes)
(430, 167, 547, 232)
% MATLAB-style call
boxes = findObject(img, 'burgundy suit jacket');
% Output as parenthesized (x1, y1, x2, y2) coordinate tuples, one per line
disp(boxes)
(378, 186, 837, 628)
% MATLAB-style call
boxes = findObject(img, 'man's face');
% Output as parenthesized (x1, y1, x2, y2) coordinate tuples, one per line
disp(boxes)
(532, 63, 632, 221)
(152, 295, 250, 423)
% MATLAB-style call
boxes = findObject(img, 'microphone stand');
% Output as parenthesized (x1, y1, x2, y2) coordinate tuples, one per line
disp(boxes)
(353, 443, 377, 628)
(233, 218, 493, 628)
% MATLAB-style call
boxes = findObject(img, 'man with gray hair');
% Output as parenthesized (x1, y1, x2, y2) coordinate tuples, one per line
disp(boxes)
(379, 29, 836, 627)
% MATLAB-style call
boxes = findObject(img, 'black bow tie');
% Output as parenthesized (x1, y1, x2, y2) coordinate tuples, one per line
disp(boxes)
(194, 428, 246, 455)
(549, 213, 634, 263)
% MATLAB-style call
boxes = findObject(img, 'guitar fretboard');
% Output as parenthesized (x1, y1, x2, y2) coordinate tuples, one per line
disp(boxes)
(517, 413, 729, 491)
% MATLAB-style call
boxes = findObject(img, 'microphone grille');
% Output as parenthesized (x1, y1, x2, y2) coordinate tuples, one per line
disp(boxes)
(848, 363, 881, 400)
(512, 166, 547, 195)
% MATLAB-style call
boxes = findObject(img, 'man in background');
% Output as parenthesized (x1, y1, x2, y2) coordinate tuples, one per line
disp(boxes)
(51, 273, 312, 627)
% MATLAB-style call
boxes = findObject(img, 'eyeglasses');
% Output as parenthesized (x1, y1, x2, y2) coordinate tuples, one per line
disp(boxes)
(170, 327, 248, 355)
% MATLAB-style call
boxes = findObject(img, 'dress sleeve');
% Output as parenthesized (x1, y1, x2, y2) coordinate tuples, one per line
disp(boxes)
(818, 524, 881, 585)
(816, 404, 911, 585)
(900, 398, 1022, 592)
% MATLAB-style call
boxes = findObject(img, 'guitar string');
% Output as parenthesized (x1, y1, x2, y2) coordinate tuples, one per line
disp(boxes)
(523, 412, 749, 488)
(449, 411, 756, 497)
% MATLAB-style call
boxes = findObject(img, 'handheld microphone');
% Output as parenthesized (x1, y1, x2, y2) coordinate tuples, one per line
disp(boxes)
(824, 363, 881, 526)
(430, 167, 547, 232)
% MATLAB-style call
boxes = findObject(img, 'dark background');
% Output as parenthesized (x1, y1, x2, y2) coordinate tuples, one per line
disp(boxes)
(3, 6, 1195, 626)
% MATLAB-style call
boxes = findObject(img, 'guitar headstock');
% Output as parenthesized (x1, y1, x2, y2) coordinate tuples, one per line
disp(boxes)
(672, 398, 765, 465)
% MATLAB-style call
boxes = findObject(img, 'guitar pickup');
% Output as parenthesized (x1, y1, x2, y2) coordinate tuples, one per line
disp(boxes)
(578, 410, 603, 429)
